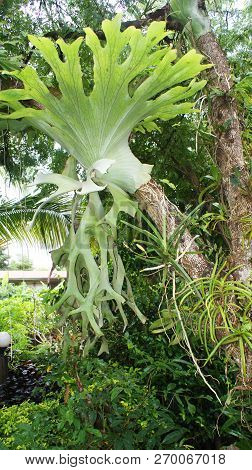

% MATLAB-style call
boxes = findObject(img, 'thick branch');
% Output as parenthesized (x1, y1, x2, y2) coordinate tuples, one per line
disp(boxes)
(135, 179, 211, 279)
(196, 30, 252, 281)
(43, 4, 182, 41)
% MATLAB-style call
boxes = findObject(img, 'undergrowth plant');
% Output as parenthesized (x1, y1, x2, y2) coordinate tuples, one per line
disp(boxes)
(0, 15, 211, 354)
(0, 279, 55, 354)
(127, 211, 252, 380)
(176, 262, 252, 378)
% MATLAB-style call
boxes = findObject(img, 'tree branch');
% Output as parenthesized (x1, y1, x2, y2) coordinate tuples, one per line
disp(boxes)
(43, 4, 182, 41)
(135, 179, 212, 278)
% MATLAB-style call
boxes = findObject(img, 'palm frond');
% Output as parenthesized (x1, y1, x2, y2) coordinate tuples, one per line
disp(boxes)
(0, 194, 72, 249)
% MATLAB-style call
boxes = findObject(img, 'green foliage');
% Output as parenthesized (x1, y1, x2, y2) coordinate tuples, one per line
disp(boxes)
(0, 296, 35, 351)
(0, 45, 21, 71)
(0, 271, 251, 451)
(0, 16, 211, 354)
(104, 313, 252, 449)
(0, 281, 54, 353)
(0, 400, 59, 450)
(170, 0, 211, 39)
(0, 195, 71, 249)
(148, 257, 252, 379)
(1, 347, 251, 450)
(0, 361, 188, 450)
(0, 0, 251, 453)
(9, 255, 33, 270)
(123, 210, 252, 379)
(176, 262, 252, 378)
(123, 205, 204, 286)
(0, 16, 209, 193)
(0, 248, 9, 269)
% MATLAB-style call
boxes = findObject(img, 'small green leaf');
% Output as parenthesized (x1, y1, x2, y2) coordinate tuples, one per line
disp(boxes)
(86, 428, 102, 438)
(111, 387, 123, 401)
(160, 179, 176, 190)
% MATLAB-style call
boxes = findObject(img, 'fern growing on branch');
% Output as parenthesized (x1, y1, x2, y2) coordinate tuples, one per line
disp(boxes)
(0, 15, 211, 355)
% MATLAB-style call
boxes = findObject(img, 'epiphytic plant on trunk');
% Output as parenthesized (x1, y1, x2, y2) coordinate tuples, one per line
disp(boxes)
(0, 15, 210, 355)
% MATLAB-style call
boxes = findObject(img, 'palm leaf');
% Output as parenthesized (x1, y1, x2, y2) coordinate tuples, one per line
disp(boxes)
(0, 194, 72, 249)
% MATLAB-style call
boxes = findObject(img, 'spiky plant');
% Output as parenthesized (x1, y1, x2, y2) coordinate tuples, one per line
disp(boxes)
(0, 15, 211, 355)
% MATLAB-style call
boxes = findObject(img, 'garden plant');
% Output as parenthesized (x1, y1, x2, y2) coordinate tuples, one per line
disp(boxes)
(0, 0, 251, 451)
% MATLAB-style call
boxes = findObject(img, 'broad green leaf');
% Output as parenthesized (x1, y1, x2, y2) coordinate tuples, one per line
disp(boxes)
(0, 15, 210, 193)
(170, 0, 211, 39)
(0, 119, 28, 132)
(0, 15, 211, 354)
(0, 46, 22, 70)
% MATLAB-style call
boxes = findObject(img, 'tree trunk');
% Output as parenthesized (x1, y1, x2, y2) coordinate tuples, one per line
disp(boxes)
(197, 31, 252, 282)
(135, 179, 211, 279)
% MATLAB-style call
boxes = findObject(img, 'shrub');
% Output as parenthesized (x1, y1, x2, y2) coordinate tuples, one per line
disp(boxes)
(0, 280, 55, 354)
(0, 400, 58, 450)
(0, 360, 189, 450)
(0, 348, 251, 450)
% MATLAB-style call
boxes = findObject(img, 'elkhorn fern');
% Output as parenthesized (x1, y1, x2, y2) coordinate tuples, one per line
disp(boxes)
(0, 15, 211, 355)
(170, 0, 211, 39)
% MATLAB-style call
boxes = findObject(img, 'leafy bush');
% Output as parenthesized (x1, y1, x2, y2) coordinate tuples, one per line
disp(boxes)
(0, 360, 189, 450)
(0, 400, 58, 450)
(9, 255, 33, 270)
(1, 351, 249, 451)
(0, 248, 9, 269)
(0, 280, 55, 354)
(104, 320, 252, 450)
(0, 256, 250, 451)
(0, 297, 35, 351)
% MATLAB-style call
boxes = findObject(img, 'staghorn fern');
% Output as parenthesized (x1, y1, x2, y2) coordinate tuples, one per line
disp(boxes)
(0, 15, 211, 355)
(170, 0, 211, 39)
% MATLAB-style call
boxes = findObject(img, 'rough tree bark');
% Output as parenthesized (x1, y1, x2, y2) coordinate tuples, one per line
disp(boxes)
(135, 179, 211, 278)
(133, 1, 252, 282)
(196, 31, 252, 282)
(196, 26, 252, 383)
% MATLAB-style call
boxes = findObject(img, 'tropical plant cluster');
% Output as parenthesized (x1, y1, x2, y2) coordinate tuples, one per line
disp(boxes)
(0, 0, 251, 451)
